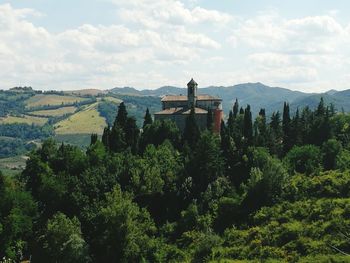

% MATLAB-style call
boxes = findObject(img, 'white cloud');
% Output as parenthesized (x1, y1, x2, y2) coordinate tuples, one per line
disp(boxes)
(0, 2, 224, 90)
(1, 2, 350, 92)
(227, 12, 350, 91)
(113, 0, 232, 27)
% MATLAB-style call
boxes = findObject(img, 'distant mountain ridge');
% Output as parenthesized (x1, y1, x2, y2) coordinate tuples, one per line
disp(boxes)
(111, 82, 350, 115)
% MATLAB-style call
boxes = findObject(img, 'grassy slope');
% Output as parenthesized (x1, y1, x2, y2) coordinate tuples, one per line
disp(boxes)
(103, 96, 123, 104)
(0, 115, 48, 126)
(54, 103, 107, 135)
(29, 106, 77, 117)
(25, 94, 88, 108)
(0, 155, 28, 176)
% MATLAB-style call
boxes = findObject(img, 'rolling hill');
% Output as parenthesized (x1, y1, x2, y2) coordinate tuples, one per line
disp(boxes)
(111, 82, 350, 115)
(0, 82, 350, 168)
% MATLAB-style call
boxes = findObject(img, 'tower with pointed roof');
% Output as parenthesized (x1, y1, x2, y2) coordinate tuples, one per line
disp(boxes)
(154, 79, 223, 132)
(187, 78, 198, 109)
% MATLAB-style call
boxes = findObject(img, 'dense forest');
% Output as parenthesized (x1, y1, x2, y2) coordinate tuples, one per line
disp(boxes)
(2, 98, 350, 262)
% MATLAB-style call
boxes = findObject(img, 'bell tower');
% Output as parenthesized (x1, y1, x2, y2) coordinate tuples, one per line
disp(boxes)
(187, 78, 198, 109)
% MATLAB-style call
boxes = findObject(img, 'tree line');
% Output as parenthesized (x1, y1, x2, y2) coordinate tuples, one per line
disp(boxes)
(1, 98, 350, 262)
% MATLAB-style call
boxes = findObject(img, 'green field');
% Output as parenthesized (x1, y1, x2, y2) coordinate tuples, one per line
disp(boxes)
(29, 106, 77, 117)
(25, 94, 88, 108)
(54, 134, 94, 148)
(103, 96, 123, 104)
(0, 115, 48, 126)
(54, 103, 107, 135)
(0, 155, 28, 176)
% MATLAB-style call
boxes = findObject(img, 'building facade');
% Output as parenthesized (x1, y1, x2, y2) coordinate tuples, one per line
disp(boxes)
(154, 79, 223, 132)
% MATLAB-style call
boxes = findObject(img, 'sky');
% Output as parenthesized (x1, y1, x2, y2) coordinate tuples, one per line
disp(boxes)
(1, 0, 350, 92)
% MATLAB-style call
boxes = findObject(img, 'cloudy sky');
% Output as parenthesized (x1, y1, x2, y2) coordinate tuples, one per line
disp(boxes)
(1, 0, 350, 92)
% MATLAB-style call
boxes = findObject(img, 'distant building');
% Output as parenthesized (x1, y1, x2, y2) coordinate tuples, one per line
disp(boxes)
(154, 79, 223, 132)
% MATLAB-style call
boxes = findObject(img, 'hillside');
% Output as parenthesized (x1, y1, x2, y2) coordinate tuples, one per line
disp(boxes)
(54, 103, 107, 135)
(111, 83, 311, 115)
(0, 89, 161, 166)
(1, 83, 350, 166)
(111, 83, 350, 115)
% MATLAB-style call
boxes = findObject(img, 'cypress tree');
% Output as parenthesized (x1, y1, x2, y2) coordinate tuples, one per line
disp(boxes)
(184, 107, 200, 147)
(269, 111, 282, 156)
(114, 102, 128, 128)
(316, 97, 325, 117)
(282, 102, 292, 154)
(90, 133, 98, 145)
(143, 108, 153, 129)
(291, 108, 302, 146)
(109, 125, 126, 152)
(255, 108, 267, 147)
(102, 126, 111, 149)
(207, 108, 214, 131)
(125, 117, 139, 153)
(243, 105, 253, 145)
(233, 98, 239, 118)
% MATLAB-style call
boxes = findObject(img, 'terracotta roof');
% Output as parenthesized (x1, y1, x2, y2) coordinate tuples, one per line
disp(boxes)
(155, 107, 208, 115)
(161, 95, 187, 102)
(161, 95, 221, 102)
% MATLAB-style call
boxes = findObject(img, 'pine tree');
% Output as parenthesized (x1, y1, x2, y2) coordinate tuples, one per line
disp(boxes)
(143, 108, 153, 129)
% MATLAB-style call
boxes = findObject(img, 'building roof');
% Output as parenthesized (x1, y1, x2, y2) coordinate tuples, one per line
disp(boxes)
(155, 107, 208, 115)
(161, 94, 221, 102)
(187, 78, 198, 86)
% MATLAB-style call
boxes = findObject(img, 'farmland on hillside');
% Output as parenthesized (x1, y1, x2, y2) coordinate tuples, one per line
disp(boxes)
(25, 94, 89, 108)
(0, 115, 48, 126)
(29, 106, 77, 117)
(54, 103, 107, 135)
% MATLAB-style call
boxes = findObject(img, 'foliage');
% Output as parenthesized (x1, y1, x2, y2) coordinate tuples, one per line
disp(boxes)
(2, 98, 350, 262)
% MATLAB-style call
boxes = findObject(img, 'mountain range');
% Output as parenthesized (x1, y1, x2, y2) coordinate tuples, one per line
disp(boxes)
(111, 82, 350, 115)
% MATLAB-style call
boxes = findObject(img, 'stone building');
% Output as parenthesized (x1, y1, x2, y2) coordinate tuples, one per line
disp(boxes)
(154, 79, 223, 132)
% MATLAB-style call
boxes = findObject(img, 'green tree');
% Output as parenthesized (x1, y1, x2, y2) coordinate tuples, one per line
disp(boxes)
(188, 131, 224, 196)
(91, 186, 157, 262)
(114, 102, 128, 129)
(143, 108, 153, 129)
(284, 145, 322, 175)
(233, 98, 239, 118)
(102, 126, 111, 149)
(243, 105, 253, 146)
(0, 176, 37, 261)
(124, 117, 139, 153)
(90, 133, 98, 145)
(282, 102, 292, 154)
(322, 139, 342, 170)
(39, 212, 90, 263)
(183, 107, 200, 147)
(140, 120, 181, 152)
(109, 125, 126, 153)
